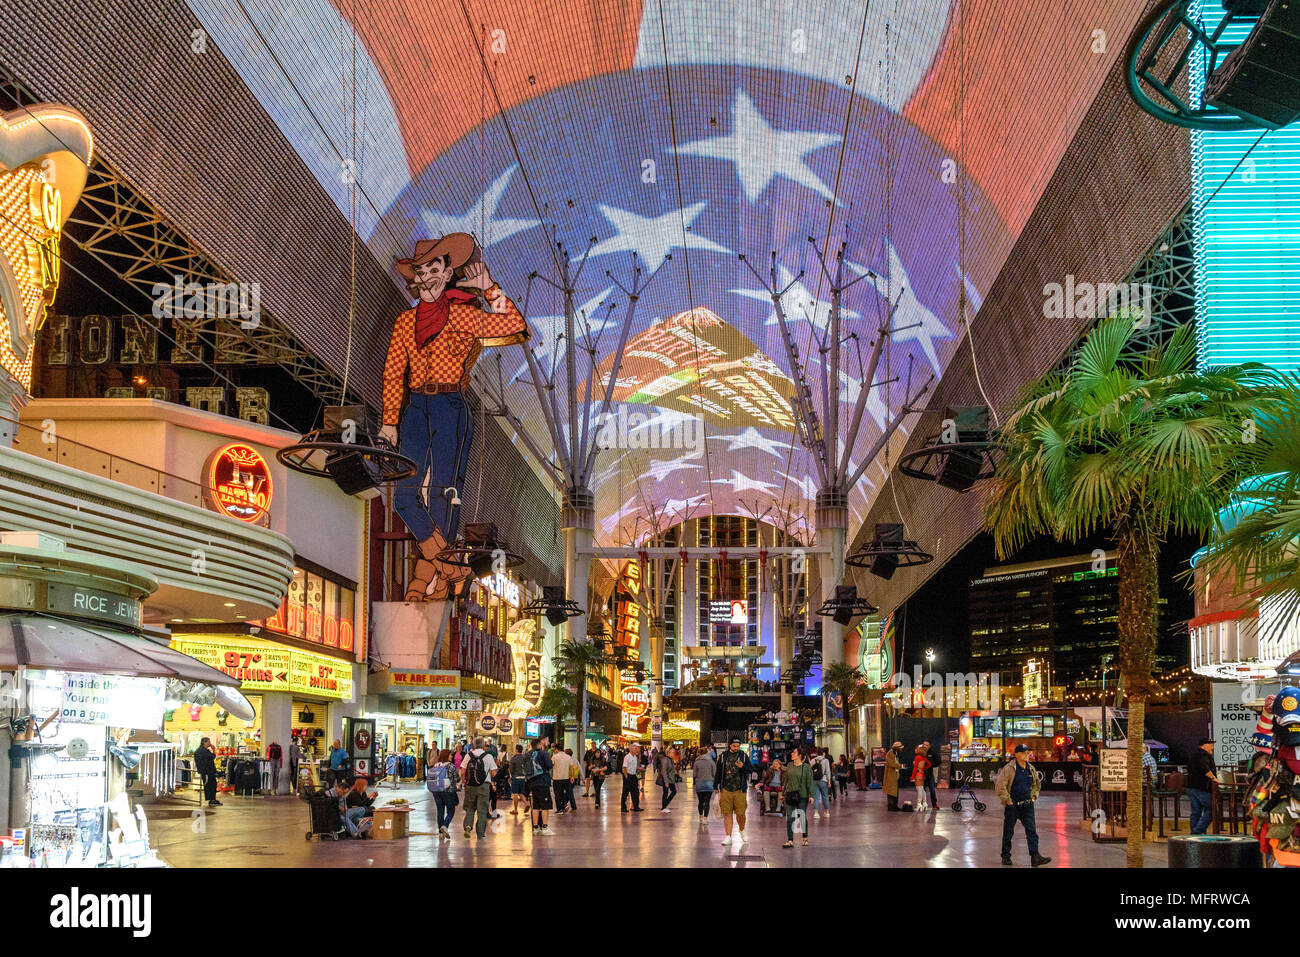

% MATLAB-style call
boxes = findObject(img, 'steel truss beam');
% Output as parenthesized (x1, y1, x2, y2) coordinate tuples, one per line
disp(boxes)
(1, 72, 358, 406)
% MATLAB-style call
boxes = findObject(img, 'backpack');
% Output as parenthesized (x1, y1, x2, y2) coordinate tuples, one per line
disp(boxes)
(525, 749, 545, 781)
(464, 751, 489, 787)
(427, 762, 451, 793)
(813, 762, 823, 782)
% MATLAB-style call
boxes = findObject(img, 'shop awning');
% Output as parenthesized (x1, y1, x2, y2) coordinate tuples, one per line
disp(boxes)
(0, 614, 239, 686)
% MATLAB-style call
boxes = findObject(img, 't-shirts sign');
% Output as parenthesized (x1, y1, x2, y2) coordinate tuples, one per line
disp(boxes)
(406, 697, 482, 714)
(61, 673, 166, 729)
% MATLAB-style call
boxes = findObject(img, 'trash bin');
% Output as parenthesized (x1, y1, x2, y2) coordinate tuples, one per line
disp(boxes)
(1167, 834, 1261, 868)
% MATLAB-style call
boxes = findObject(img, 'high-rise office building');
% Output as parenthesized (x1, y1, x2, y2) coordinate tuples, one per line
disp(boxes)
(968, 553, 1174, 688)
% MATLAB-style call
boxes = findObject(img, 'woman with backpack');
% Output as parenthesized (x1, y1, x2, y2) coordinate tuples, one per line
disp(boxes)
(811, 749, 832, 819)
(427, 749, 460, 840)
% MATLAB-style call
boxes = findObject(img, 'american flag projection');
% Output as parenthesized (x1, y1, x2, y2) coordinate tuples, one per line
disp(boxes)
(185, 0, 1153, 543)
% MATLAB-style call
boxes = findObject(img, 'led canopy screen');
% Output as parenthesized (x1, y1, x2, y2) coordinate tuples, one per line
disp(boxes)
(184, 0, 1153, 543)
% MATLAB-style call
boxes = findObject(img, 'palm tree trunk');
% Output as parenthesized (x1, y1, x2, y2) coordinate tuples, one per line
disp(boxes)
(1115, 508, 1159, 868)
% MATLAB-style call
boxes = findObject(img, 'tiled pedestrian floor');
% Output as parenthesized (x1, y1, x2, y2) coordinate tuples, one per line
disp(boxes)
(146, 781, 1163, 867)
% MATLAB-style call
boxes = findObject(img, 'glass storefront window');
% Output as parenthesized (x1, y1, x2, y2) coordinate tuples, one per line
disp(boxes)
(323, 579, 339, 647)
(306, 573, 324, 643)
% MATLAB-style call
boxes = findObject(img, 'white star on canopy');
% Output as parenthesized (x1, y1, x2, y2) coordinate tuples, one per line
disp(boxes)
(710, 469, 781, 495)
(849, 242, 952, 375)
(507, 287, 615, 386)
(419, 165, 540, 247)
(732, 265, 858, 327)
(677, 90, 840, 204)
(710, 427, 794, 460)
(588, 202, 730, 273)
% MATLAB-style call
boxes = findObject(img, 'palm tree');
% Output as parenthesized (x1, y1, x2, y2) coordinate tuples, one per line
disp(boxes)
(984, 315, 1279, 867)
(1201, 374, 1300, 628)
(552, 639, 612, 751)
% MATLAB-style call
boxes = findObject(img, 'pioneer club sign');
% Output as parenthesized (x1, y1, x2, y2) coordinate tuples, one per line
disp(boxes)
(450, 615, 513, 684)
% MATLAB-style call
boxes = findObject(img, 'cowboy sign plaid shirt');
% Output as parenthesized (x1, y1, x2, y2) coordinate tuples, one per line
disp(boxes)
(381, 284, 527, 426)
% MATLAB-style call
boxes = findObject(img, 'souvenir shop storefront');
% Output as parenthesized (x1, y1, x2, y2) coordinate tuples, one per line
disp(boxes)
(167, 631, 357, 792)
(365, 668, 470, 780)
(13, 399, 373, 795)
(0, 531, 255, 868)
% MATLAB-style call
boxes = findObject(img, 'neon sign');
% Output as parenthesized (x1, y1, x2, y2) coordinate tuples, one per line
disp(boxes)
(204, 443, 273, 524)
(615, 560, 641, 659)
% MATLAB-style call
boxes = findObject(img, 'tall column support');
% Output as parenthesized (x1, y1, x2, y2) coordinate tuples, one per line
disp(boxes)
(777, 618, 795, 713)
(816, 486, 848, 757)
(563, 487, 595, 751)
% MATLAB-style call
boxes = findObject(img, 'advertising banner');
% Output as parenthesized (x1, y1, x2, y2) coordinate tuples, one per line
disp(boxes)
(406, 697, 482, 714)
(171, 636, 354, 701)
(60, 673, 166, 729)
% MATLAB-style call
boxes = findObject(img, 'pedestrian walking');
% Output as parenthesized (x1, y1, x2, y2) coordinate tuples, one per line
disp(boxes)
(525, 737, 555, 835)
(910, 745, 931, 812)
(834, 754, 851, 798)
(1188, 736, 1218, 835)
(715, 737, 754, 847)
(590, 749, 608, 807)
(994, 744, 1051, 866)
(194, 737, 221, 807)
(852, 748, 868, 790)
(812, 749, 831, 819)
(781, 747, 814, 848)
(621, 743, 643, 812)
(656, 746, 678, 812)
(693, 746, 716, 822)
(426, 748, 460, 839)
(460, 737, 498, 839)
(508, 743, 529, 815)
(883, 741, 903, 811)
(552, 745, 575, 814)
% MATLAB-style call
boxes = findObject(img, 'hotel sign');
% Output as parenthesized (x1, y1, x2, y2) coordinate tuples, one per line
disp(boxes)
(171, 636, 354, 701)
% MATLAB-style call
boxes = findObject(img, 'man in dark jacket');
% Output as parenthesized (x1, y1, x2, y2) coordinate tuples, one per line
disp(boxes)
(922, 740, 939, 807)
(715, 737, 755, 848)
(1188, 736, 1218, 835)
(994, 744, 1051, 867)
(194, 737, 221, 807)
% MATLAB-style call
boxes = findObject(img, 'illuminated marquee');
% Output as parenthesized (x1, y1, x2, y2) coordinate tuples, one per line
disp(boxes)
(171, 635, 354, 701)
(0, 104, 92, 396)
(204, 443, 273, 525)
(615, 560, 642, 660)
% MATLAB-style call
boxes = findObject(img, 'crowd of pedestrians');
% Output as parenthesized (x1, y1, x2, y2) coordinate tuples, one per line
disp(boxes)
(409, 733, 1053, 864)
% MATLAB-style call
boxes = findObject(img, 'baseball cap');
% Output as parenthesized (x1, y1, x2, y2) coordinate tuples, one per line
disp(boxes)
(1013, 744, 1029, 753)
(1272, 687, 1300, 726)
(1198, 736, 1214, 746)
(729, 736, 742, 744)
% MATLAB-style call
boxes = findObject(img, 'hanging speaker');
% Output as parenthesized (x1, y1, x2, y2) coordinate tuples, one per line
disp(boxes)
(325, 449, 383, 496)
(1204, 0, 1300, 128)
(543, 585, 569, 626)
(869, 524, 904, 579)
(832, 585, 857, 626)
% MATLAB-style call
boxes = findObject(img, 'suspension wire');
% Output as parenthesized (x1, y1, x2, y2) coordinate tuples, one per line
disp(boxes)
(656, 0, 716, 521)
(952, 0, 998, 427)
(338, 0, 359, 405)
(453, 0, 562, 283)
(772, 0, 873, 519)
